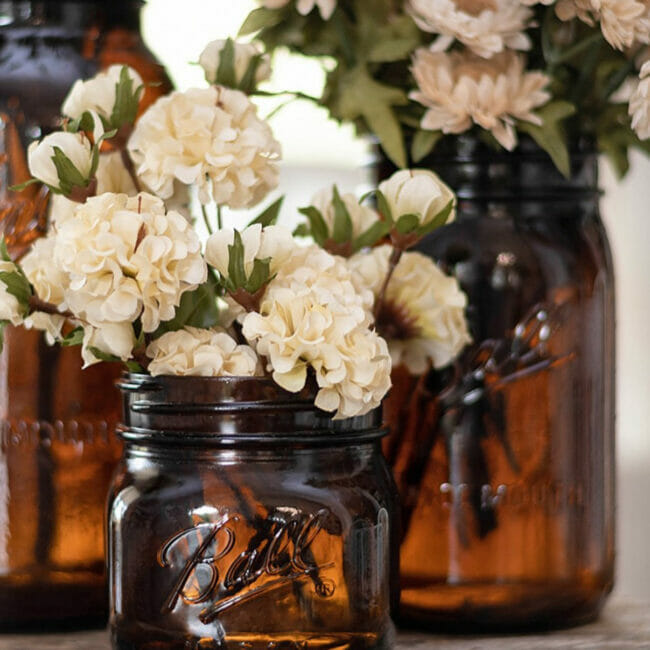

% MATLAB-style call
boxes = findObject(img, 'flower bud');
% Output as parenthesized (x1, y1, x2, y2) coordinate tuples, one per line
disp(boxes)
(199, 39, 271, 92)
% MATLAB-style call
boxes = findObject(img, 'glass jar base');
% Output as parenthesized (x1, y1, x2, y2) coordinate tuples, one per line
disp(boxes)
(0, 572, 107, 630)
(112, 630, 394, 650)
(398, 579, 613, 632)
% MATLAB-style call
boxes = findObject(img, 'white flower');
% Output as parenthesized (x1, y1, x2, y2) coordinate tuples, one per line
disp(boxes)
(205, 224, 295, 281)
(128, 86, 281, 208)
(556, 0, 650, 50)
(349, 245, 471, 374)
(27, 131, 94, 191)
(410, 49, 551, 150)
(199, 40, 271, 88)
(241, 245, 388, 418)
(147, 327, 262, 377)
(62, 64, 143, 122)
(0, 260, 25, 326)
(630, 61, 650, 138)
(21, 235, 67, 305)
(81, 322, 136, 368)
(406, 0, 533, 58)
(24, 312, 67, 345)
(259, 0, 337, 19)
(54, 192, 207, 332)
(309, 186, 381, 239)
(378, 169, 455, 226)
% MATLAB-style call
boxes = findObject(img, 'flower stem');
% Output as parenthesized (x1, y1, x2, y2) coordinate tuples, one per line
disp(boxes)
(373, 246, 402, 321)
(121, 148, 142, 193)
(28, 295, 74, 320)
(201, 204, 214, 235)
(217, 204, 223, 230)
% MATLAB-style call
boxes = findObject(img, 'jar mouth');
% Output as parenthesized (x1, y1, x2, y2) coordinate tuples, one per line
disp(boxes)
(117, 373, 385, 446)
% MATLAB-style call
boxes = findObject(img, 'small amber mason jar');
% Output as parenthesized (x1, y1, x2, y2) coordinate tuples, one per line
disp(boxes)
(109, 374, 399, 650)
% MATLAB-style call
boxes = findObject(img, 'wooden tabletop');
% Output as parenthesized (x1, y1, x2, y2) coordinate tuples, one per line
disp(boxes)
(0, 598, 647, 649)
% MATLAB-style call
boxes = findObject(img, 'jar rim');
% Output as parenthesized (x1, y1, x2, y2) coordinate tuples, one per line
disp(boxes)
(117, 373, 385, 446)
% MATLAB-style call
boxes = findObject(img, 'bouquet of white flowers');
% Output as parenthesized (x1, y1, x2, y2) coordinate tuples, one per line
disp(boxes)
(2, 42, 471, 420)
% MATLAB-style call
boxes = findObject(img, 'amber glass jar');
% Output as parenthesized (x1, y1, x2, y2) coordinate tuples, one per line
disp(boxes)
(0, 1, 171, 629)
(109, 375, 399, 650)
(381, 137, 615, 630)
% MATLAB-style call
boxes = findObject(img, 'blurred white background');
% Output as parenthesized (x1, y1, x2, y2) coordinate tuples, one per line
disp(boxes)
(142, 0, 650, 599)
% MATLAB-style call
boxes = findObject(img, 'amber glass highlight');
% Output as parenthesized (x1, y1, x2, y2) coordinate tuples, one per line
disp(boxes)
(381, 137, 615, 630)
(109, 375, 399, 649)
(0, 1, 171, 628)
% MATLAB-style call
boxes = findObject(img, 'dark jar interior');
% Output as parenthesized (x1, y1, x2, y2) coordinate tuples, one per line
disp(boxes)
(0, 0, 172, 630)
(109, 374, 399, 650)
(380, 136, 615, 630)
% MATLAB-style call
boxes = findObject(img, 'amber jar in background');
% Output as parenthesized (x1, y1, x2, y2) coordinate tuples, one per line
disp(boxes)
(0, 1, 171, 629)
(381, 137, 615, 630)
(109, 375, 399, 650)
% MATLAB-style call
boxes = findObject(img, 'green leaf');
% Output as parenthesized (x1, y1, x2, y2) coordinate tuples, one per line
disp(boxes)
(368, 38, 418, 63)
(332, 66, 407, 169)
(216, 38, 237, 88)
(395, 213, 420, 235)
(353, 220, 390, 251)
(416, 200, 454, 237)
(248, 196, 284, 228)
(0, 321, 6, 354)
(0, 238, 11, 262)
(110, 65, 143, 128)
(246, 257, 272, 294)
(61, 327, 84, 347)
(411, 130, 441, 163)
(238, 7, 284, 35)
(518, 101, 576, 178)
(88, 346, 121, 364)
(9, 178, 41, 193)
(375, 190, 393, 224)
(239, 53, 265, 93)
(126, 360, 145, 373)
(297, 206, 329, 246)
(0, 270, 32, 306)
(51, 146, 89, 193)
(331, 186, 353, 244)
(154, 279, 220, 336)
(227, 230, 248, 289)
(293, 223, 311, 238)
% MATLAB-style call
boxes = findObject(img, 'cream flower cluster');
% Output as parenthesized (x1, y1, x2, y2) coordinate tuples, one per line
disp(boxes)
(556, 0, 650, 50)
(259, 0, 337, 19)
(410, 49, 551, 150)
(309, 186, 381, 239)
(349, 245, 471, 374)
(127, 86, 281, 209)
(147, 327, 262, 377)
(406, 0, 533, 59)
(242, 245, 390, 418)
(54, 192, 206, 333)
(630, 61, 650, 139)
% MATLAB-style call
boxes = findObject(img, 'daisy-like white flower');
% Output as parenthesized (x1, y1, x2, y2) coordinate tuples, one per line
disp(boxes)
(147, 327, 263, 377)
(348, 245, 471, 374)
(54, 192, 207, 333)
(410, 49, 551, 150)
(127, 86, 281, 209)
(406, 0, 533, 58)
(241, 245, 389, 418)
(259, 0, 337, 20)
(556, 0, 650, 50)
(630, 61, 650, 139)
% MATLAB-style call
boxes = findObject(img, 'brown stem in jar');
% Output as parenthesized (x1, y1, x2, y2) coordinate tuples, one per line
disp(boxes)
(28, 295, 75, 320)
(67, 177, 97, 204)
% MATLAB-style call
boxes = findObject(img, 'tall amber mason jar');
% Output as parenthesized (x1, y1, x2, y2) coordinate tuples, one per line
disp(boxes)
(382, 136, 615, 630)
(0, 1, 171, 628)
(109, 374, 399, 650)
